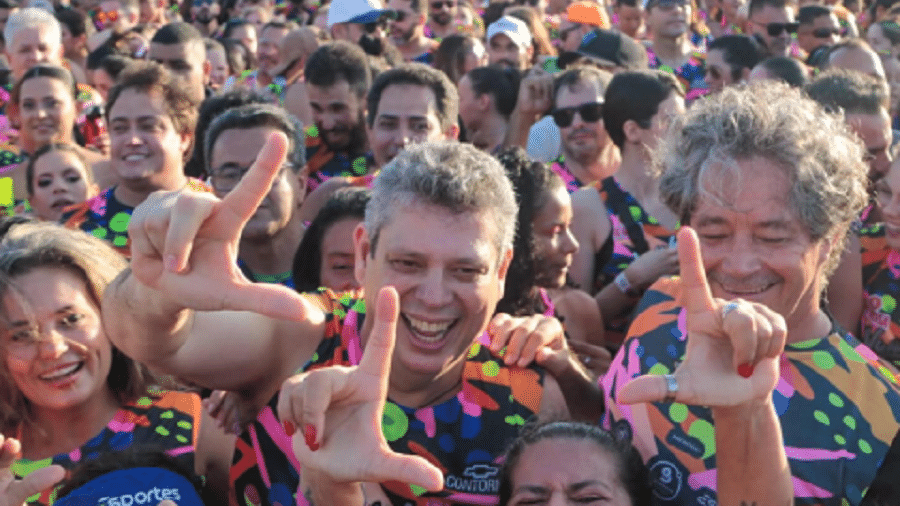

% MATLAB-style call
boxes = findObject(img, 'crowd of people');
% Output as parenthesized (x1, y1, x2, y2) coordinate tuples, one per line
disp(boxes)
(0, 0, 898, 503)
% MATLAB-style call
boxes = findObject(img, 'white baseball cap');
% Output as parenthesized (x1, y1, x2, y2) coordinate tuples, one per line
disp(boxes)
(327, 0, 391, 27)
(486, 16, 532, 50)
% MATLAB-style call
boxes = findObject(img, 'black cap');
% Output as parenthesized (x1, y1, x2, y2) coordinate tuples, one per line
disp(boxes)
(559, 28, 649, 70)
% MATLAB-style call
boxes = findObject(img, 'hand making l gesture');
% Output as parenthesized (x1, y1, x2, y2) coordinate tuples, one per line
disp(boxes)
(127, 132, 310, 321)
(277, 286, 444, 492)
(619, 227, 787, 407)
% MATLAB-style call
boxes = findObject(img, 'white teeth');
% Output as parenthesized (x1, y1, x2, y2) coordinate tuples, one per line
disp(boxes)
(724, 285, 771, 295)
(406, 315, 451, 340)
(39, 363, 81, 381)
(124, 154, 145, 161)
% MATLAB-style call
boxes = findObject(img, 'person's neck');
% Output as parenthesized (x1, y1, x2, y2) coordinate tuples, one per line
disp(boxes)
(472, 113, 507, 152)
(651, 33, 691, 67)
(257, 70, 274, 87)
(397, 30, 432, 60)
(427, 21, 454, 38)
(614, 144, 656, 200)
(388, 355, 466, 408)
(786, 306, 833, 345)
(114, 172, 188, 208)
(21, 387, 120, 460)
(20, 136, 69, 157)
(562, 144, 621, 185)
(238, 217, 305, 276)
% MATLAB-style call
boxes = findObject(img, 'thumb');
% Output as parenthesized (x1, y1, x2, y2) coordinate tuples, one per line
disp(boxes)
(9, 465, 65, 504)
(378, 454, 444, 492)
(617, 374, 671, 405)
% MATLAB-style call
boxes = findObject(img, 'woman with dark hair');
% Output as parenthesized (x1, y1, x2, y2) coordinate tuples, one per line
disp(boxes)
(293, 187, 369, 293)
(24, 143, 99, 221)
(5, 65, 111, 202)
(497, 421, 650, 506)
(495, 147, 606, 373)
(432, 34, 487, 84)
(0, 222, 234, 506)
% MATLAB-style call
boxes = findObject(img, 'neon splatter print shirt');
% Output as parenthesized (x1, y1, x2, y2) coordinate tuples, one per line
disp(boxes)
(859, 223, 900, 371)
(61, 180, 211, 258)
(548, 156, 585, 194)
(594, 177, 675, 344)
(646, 45, 708, 102)
(602, 277, 900, 505)
(304, 129, 374, 194)
(230, 290, 546, 506)
(13, 391, 201, 506)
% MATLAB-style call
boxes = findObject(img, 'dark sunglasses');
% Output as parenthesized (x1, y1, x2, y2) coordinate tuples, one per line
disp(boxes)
(552, 101, 604, 128)
(764, 22, 799, 36)
(431, 0, 454, 9)
(812, 26, 841, 38)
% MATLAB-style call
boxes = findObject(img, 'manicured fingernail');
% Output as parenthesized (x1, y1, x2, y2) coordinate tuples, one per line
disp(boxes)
(304, 424, 319, 451)
(283, 420, 295, 436)
(737, 363, 754, 378)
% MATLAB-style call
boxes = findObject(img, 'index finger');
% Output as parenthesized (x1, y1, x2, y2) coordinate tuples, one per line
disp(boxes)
(677, 227, 715, 314)
(358, 286, 400, 393)
(219, 131, 289, 225)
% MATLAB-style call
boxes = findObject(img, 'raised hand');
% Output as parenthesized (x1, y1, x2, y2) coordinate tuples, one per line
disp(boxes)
(517, 70, 554, 117)
(618, 227, 787, 407)
(487, 313, 566, 367)
(128, 132, 310, 321)
(277, 286, 444, 491)
(0, 436, 64, 506)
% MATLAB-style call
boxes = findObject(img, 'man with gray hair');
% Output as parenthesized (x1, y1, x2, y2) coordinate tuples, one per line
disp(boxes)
(4, 7, 63, 81)
(601, 83, 900, 505)
(103, 140, 596, 505)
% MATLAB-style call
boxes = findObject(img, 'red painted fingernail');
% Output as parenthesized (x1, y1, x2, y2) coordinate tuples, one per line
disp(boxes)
(283, 421, 295, 436)
(304, 424, 319, 451)
(738, 363, 754, 378)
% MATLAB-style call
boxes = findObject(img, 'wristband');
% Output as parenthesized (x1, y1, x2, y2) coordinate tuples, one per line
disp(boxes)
(614, 271, 640, 297)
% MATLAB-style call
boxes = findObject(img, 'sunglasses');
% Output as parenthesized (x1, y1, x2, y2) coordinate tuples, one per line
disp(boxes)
(763, 22, 799, 36)
(431, 0, 454, 9)
(552, 101, 604, 128)
(92, 8, 118, 29)
(393, 10, 408, 21)
(812, 26, 841, 38)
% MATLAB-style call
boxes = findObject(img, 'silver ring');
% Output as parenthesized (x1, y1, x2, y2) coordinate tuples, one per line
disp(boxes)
(722, 302, 739, 320)
(581, 355, 591, 366)
(662, 374, 678, 403)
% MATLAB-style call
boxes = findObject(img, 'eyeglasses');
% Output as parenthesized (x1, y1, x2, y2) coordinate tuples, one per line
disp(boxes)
(760, 21, 799, 36)
(393, 10, 408, 22)
(551, 101, 604, 128)
(559, 23, 587, 39)
(812, 26, 841, 38)
(210, 163, 293, 192)
(431, 0, 454, 9)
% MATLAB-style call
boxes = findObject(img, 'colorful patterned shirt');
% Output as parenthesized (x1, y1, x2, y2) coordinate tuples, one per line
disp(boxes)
(859, 223, 900, 371)
(304, 127, 373, 194)
(14, 391, 202, 506)
(602, 277, 900, 505)
(548, 156, 586, 194)
(594, 177, 675, 344)
(230, 290, 546, 506)
(61, 180, 211, 258)
(646, 45, 708, 102)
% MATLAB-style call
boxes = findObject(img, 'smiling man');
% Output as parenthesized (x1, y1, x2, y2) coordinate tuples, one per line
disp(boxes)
(601, 82, 900, 505)
(62, 61, 209, 257)
(103, 140, 596, 505)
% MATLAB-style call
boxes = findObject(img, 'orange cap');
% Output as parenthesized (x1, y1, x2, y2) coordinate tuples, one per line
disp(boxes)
(566, 1, 610, 28)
